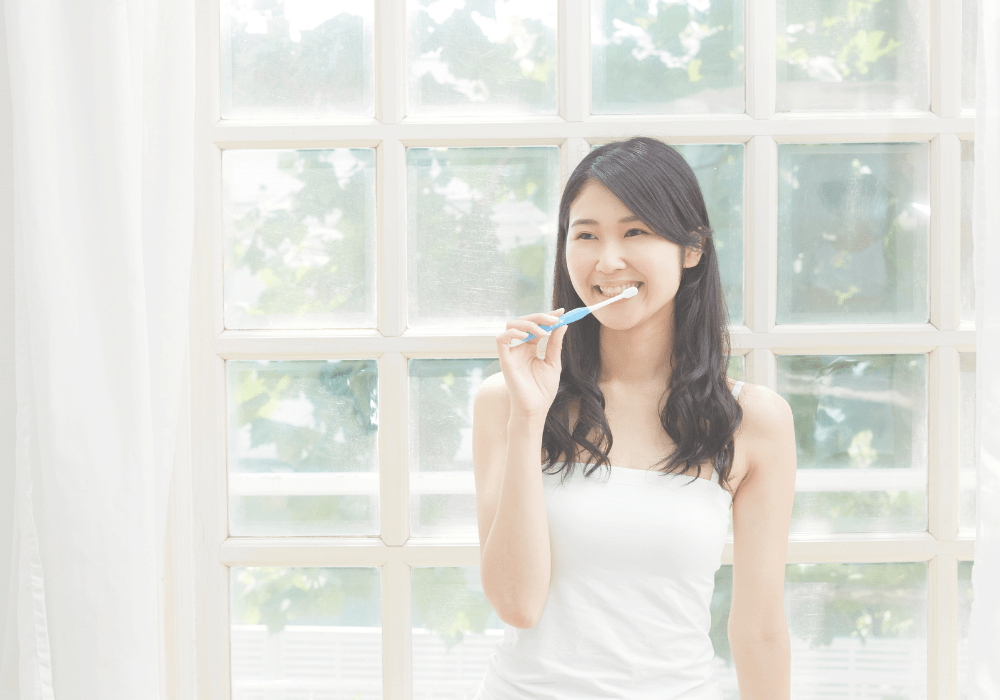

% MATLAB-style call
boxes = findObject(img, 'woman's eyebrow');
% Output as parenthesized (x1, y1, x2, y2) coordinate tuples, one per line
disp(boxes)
(570, 215, 642, 227)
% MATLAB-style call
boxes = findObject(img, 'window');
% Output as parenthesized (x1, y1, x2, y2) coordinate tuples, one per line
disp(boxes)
(191, 1, 979, 697)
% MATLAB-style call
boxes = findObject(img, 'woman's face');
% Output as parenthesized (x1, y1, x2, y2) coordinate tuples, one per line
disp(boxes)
(565, 179, 702, 328)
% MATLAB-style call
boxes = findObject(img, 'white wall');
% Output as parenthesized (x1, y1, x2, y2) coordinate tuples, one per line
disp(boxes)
(0, 0, 16, 637)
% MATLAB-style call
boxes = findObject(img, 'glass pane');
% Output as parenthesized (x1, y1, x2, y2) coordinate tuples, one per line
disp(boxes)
(727, 354, 744, 381)
(406, 0, 558, 117)
(776, 0, 928, 111)
(223, 148, 376, 330)
(407, 147, 560, 327)
(777, 143, 929, 324)
(412, 566, 504, 696)
(409, 359, 500, 538)
(958, 560, 974, 700)
(961, 141, 976, 323)
(227, 360, 379, 536)
(962, 0, 977, 111)
(591, 0, 744, 114)
(221, 0, 375, 119)
(959, 353, 977, 534)
(785, 563, 927, 698)
(231, 566, 381, 698)
(778, 354, 928, 534)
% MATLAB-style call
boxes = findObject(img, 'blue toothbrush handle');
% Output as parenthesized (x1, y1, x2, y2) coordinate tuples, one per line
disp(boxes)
(507, 306, 592, 348)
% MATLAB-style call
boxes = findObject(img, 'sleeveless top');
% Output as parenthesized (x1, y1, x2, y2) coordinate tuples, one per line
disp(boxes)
(474, 380, 745, 700)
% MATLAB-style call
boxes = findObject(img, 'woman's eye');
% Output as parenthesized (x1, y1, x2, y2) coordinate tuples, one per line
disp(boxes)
(578, 229, 646, 240)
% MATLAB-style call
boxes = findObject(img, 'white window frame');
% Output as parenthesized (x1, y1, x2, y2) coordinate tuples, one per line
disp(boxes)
(175, 1, 978, 697)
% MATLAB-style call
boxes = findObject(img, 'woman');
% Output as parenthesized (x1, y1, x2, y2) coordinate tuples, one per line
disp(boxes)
(472, 137, 796, 699)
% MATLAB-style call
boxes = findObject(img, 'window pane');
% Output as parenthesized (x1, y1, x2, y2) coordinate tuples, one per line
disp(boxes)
(778, 354, 927, 534)
(406, 0, 557, 117)
(412, 566, 503, 696)
(959, 353, 977, 534)
(223, 148, 376, 330)
(961, 141, 976, 323)
(776, 0, 928, 111)
(785, 563, 927, 698)
(958, 560, 974, 700)
(727, 354, 744, 380)
(407, 146, 560, 327)
(220, 0, 375, 119)
(709, 566, 738, 696)
(409, 359, 500, 538)
(777, 143, 929, 324)
(962, 0, 977, 111)
(227, 360, 379, 536)
(231, 566, 381, 698)
(591, 0, 744, 114)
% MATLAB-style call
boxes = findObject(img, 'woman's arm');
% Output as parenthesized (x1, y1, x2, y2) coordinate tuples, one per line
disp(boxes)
(727, 384, 797, 700)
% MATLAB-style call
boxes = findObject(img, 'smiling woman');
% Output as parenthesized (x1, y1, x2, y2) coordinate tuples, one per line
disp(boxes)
(474, 137, 797, 699)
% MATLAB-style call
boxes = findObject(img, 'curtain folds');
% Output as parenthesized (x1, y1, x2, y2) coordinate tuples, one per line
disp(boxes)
(968, 1, 1000, 697)
(0, 0, 194, 698)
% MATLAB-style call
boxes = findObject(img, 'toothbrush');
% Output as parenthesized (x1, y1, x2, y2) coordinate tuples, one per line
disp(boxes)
(507, 286, 640, 348)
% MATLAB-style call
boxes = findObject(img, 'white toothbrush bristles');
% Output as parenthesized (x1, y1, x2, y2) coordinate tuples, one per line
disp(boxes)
(589, 283, 639, 311)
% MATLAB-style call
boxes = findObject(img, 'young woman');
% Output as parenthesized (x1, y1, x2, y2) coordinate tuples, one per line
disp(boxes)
(472, 137, 796, 699)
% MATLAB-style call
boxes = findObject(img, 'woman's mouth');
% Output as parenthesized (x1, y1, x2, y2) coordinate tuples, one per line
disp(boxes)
(594, 281, 642, 298)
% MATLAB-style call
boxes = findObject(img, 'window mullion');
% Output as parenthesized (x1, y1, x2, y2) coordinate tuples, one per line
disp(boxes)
(381, 350, 408, 548)
(378, 139, 407, 338)
(749, 348, 776, 393)
(930, 346, 961, 542)
(929, 555, 960, 699)
(931, 134, 963, 332)
(384, 559, 411, 700)
(931, 0, 963, 119)
(559, 0, 589, 123)
(376, 0, 406, 124)
(746, 135, 777, 334)
(745, 0, 775, 121)
(562, 138, 592, 192)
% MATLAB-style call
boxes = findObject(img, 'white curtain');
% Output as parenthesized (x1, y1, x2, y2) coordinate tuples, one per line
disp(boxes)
(0, 0, 194, 698)
(969, 0, 1000, 697)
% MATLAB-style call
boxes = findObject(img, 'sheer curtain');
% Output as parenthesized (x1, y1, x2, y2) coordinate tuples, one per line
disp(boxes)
(0, 1, 194, 698)
(969, 0, 1000, 697)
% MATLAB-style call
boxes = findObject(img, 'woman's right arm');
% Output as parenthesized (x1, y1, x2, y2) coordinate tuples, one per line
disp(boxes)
(474, 307, 568, 629)
(474, 376, 551, 629)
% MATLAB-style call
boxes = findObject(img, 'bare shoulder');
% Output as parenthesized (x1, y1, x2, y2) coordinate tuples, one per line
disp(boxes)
(730, 381, 795, 478)
(734, 382, 793, 436)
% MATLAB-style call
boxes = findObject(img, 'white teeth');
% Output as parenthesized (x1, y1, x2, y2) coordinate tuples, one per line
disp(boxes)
(597, 282, 640, 297)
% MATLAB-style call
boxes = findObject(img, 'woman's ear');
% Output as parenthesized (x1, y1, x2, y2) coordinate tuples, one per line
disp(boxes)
(683, 235, 705, 268)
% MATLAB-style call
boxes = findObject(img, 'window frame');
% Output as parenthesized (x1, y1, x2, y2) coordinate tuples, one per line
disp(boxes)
(181, 0, 977, 697)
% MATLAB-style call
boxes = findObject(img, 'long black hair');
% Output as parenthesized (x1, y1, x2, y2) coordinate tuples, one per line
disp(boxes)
(540, 136, 743, 495)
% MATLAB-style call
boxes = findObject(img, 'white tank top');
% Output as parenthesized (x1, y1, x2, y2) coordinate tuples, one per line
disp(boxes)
(474, 380, 744, 700)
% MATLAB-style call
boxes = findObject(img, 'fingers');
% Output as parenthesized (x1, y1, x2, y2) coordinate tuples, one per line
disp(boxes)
(506, 317, 559, 339)
(543, 320, 568, 367)
(497, 308, 566, 350)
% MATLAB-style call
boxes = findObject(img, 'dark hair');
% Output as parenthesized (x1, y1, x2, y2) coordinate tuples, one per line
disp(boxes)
(540, 136, 743, 496)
